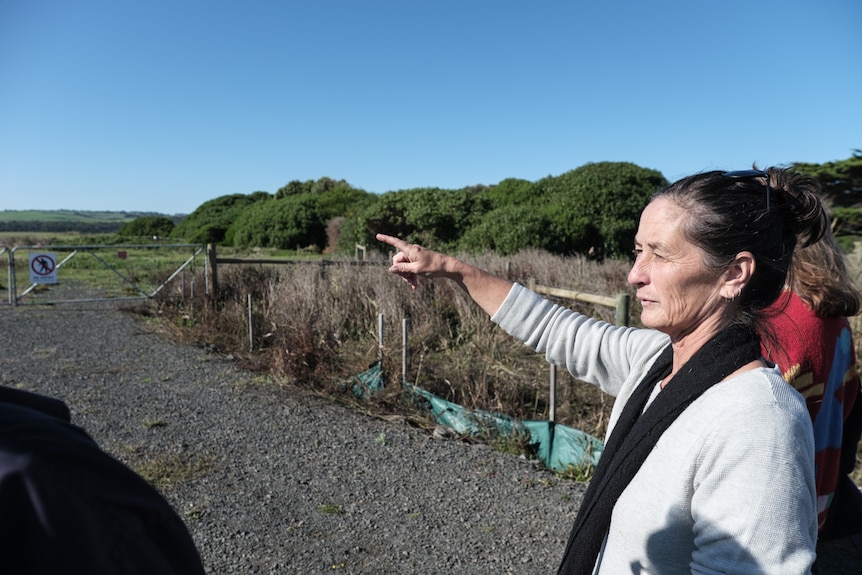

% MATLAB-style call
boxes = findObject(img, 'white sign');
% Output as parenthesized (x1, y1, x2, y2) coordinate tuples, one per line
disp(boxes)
(29, 252, 58, 284)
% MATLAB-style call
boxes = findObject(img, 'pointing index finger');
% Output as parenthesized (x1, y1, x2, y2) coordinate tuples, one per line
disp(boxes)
(376, 233, 408, 251)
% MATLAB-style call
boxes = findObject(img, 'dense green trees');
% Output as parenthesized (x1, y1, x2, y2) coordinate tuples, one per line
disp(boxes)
(790, 152, 862, 249)
(154, 155, 858, 256)
(338, 187, 489, 252)
(170, 192, 271, 245)
(530, 162, 667, 258)
(170, 178, 379, 251)
(475, 178, 533, 209)
(24, 154, 860, 253)
(457, 204, 557, 254)
(118, 215, 175, 238)
(337, 163, 667, 258)
(792, 151, 862, 208)
(232, 194, 326, 250)
(316, 182, 377, 221)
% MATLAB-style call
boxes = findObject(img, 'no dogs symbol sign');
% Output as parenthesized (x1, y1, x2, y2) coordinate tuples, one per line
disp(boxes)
(30, 253, 58, 284)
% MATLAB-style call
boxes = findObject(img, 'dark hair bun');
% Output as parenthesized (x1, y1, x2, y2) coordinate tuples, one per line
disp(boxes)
(767, 167, 828, 248)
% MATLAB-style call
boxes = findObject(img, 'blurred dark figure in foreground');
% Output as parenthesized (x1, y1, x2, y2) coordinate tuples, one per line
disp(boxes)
(0, 386, 205, 575)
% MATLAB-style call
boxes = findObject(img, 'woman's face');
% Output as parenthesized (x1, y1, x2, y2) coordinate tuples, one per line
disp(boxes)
(627, 197, 727, 342)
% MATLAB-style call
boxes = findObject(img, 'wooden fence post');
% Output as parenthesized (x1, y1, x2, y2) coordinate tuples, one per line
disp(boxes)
(615, 293, 630, 326)
(207, 243, 218, 301)
(247, 293, 254, 353)
(549, 364, 557, 422)
(378, 313, 384, 364)
(402, 318, 409, 384)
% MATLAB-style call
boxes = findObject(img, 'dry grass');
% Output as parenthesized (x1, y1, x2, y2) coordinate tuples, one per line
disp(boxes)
(131, 452, 219, 492)
(151, 244, 862, 484)
(153, 250, 634, 440)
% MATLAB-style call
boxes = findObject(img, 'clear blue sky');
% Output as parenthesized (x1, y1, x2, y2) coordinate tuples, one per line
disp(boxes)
(1, 0, 860, 215)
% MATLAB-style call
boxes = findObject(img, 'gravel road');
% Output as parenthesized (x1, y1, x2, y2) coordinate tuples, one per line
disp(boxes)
(0, 302, 584, 574)
(2, 301, 860, 574)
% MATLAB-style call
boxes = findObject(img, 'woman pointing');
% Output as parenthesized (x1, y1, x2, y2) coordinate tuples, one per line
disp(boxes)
(377, 166, 826, 574)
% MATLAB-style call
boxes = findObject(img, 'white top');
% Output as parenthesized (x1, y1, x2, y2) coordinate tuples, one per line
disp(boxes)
(492, 283, 817, 574)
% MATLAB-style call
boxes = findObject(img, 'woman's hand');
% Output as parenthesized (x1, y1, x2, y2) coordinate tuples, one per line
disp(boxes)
(375, 233, 514, 316)
(376, 233, 449, 289)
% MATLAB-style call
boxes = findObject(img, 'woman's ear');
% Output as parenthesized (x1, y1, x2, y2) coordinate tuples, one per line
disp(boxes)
(722, 251, 756, 299)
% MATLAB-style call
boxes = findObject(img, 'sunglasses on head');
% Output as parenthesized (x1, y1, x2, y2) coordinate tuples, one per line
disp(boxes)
(722, 169, 771, 210)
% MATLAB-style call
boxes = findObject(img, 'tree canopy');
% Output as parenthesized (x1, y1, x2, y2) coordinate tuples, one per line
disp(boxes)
(118, 215, 175, 239)
(530, 162, 667, 258)
(791, 151, 862, 208)
(153, 154, 859, 256)
(170, 192, 271, 244)
(232, 194, 326, 250)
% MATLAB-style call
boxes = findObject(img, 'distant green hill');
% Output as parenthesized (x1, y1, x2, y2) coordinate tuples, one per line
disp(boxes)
(0, 209, 180, 222)
(0, 210, 185, 233)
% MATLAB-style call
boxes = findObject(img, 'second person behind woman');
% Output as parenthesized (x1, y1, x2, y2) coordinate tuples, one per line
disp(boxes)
(761, 226, 862, 546)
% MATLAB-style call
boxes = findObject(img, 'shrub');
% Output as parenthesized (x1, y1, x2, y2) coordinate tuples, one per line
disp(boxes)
(532, 162, 667, 258)
(170, 192, 271, 244)
(232, 194, 326, 250)
(458, 205, 556, 255)
(119, 216, 175, 239)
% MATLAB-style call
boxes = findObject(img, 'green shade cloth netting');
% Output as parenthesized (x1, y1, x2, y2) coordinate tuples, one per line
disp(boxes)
(345, 362, 603, 472)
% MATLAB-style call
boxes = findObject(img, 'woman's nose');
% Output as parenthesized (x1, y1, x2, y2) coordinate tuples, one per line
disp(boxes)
(627, 260, 646, 286)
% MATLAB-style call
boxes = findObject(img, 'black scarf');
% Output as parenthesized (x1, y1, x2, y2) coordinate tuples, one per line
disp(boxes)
(557, 324, 762, 575)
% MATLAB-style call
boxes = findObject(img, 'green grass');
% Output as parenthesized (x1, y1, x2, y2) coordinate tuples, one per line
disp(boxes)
(132, 452, 219, 491)
(317, 504, 343, 515)
(6, 243, 205, 300)
(0, 209, 160, 223)
(0, 230, 110, 243)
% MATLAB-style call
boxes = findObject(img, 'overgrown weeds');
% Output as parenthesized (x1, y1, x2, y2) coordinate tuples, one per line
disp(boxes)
(148, 244, 862, 485)
(151, 250, 632, 444)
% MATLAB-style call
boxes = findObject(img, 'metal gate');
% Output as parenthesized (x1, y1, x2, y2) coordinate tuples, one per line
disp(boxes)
(2, 243, 206, 306)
